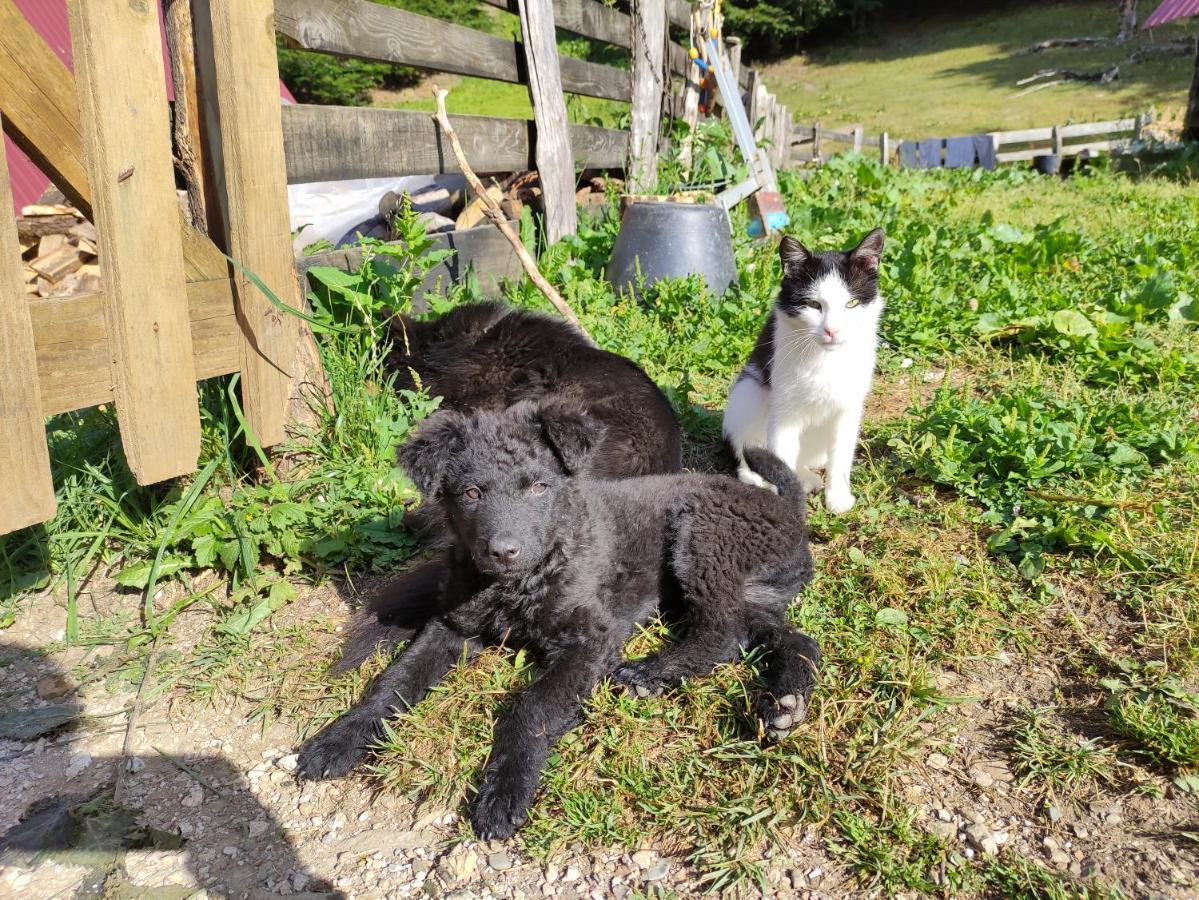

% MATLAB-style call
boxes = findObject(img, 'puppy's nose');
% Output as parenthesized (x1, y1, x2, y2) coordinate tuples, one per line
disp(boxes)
(488, 538, 521, 564)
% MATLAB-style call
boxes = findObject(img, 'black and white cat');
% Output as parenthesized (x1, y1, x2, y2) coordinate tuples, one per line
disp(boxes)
(722, 228, 884, 514)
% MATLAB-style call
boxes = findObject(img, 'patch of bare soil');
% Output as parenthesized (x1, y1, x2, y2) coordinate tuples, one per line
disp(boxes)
(0, 588, 843, 899)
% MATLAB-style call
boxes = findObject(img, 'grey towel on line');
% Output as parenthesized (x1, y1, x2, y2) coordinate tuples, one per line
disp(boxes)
(918, 138, 942, 169)
(945, 136, 976, 168)
(973, 133, 997, 170)
(898, 140, 919, 168)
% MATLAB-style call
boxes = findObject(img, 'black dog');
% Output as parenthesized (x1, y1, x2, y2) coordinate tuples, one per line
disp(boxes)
(298, 401, 819, 840)
(333, 302, 683, 672)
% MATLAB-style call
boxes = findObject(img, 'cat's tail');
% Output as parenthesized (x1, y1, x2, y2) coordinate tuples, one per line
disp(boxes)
(741, 447, 806, 502)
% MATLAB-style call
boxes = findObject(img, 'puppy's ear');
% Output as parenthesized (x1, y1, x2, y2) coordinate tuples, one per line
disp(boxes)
(535, 399, 605, 475)
(397, 409, 467, 498)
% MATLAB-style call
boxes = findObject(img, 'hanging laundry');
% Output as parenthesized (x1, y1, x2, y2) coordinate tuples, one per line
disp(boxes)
(918, 138, 942, 169)
(945, 136, 976, 168)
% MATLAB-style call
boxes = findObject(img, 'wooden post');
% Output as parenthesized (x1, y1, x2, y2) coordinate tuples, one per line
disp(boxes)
(727, 37, 742, 92)
(517, 0, 577, 241)
(0, 115, 56, 532)
(812, 121, 822, 164)
(852, 125, 864, 155)
(775, 104, 789, 169)
(1051, 124, 1063, 156)
(199, 0, 302, 447)
(629, 0, 666, 192)
(880, 131, 889, 166)
(67, 0, 200, 484)
(679, 0, 711, 172)
(164, 0, 208, 234)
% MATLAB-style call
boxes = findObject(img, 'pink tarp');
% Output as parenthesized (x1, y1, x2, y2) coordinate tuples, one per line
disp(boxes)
(4, 0, 295, 215)
(1143, 0, 1199, 29)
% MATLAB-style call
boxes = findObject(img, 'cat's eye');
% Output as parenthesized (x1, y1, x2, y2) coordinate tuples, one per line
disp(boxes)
(530, 481, 548, 495)
(463, 486, 482, 501)
(846, 298, 860, 309)
(802, 299, 821, 310)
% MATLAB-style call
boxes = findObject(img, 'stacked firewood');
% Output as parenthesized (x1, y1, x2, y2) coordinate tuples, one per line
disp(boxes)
(17, 203, 101, 298)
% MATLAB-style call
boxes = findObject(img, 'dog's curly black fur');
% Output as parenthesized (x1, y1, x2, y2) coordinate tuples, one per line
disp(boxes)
(298, 401, 819, 840)
(333, 302, 683, 673)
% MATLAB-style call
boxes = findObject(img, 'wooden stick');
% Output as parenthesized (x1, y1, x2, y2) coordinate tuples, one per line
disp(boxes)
(431, 87, 588, 339)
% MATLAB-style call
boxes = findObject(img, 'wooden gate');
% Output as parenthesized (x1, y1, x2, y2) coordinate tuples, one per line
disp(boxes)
(0, 0, 309, 535)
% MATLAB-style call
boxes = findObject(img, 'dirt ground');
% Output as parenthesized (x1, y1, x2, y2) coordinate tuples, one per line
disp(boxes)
(2, 553, 1197, 899)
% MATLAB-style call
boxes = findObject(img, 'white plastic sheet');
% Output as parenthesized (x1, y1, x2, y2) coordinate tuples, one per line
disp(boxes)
(286, 174, 466, 254)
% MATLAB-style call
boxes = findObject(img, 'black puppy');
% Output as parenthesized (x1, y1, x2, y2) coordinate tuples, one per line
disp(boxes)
(334, 302, 683, 671)
(297, 400, 819, 840)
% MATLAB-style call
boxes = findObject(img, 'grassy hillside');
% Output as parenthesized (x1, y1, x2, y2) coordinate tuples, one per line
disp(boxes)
(762, 0, 1195, 136)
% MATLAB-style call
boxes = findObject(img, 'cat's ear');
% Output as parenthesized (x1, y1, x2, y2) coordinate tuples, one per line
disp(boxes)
(849, 228, 885, 273)
(778, 235, 812, 278)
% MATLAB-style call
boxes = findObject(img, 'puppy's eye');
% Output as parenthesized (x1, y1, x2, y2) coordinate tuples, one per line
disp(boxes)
(846, 298, 860, 309)
(463, 487, 481, 501)
(530, 481, 548, 496)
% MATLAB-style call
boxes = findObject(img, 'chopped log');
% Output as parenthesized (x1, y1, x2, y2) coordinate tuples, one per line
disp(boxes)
(38, 234, 68, 256)
(21, 204, 78, 217)
(16, 214, 78, 241)
(30, 244, 84, 282)
(69, 220, 98, 242)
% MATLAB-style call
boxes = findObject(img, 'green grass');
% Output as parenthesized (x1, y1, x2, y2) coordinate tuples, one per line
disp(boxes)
(763, 0, 1196, 136)
(3, 143, 1199, 894)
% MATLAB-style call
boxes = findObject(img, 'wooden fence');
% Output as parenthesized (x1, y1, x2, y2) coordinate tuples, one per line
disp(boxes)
(789, 112, 1155, 168)
(0, 0, 307, 536)
(0, 0, 775, 537)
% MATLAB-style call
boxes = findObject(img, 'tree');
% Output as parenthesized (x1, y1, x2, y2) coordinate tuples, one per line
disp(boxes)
(1116, 0, 1137, 43)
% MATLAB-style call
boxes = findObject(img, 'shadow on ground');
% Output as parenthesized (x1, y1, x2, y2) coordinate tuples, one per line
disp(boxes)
(0, 643, 342, 899)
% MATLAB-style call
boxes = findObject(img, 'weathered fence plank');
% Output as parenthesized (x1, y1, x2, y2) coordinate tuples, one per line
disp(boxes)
(68, 0, 200, 484)
(628, 0, 665, 191)
(276, 0, 629, 102)
(516, 0, 577, 241)
(30, 279, 239, 418)
(0, 5, 230, 284)
(0, 115, 56, 532)
(202, 0, 301, 447)
(282, 105, 628, 183)
(480, 0, 690, 75)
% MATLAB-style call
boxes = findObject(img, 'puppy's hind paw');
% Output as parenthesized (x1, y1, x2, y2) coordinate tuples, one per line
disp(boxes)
(295, 714, 380, 781)
(755, 692, 809, 744)
(469, 781, 530, 841)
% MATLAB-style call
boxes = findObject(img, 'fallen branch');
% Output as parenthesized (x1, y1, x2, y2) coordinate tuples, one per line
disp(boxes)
(1026, 36, 1108, 53)
(431, 86, 589, 340)
(1017, 66, 1120, 86)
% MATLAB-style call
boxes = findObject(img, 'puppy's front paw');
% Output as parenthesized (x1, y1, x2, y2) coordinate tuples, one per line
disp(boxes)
(824, 486, 855, 514)
(796, 467, 824, 495)
(469, 779, 530, 840)
(295, 713, 379, 780)
(755, 692, 809, 744)
(610, 659, 670, 697)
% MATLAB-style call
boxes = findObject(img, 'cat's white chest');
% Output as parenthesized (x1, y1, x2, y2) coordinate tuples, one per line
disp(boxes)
(772, 326, 874, 419)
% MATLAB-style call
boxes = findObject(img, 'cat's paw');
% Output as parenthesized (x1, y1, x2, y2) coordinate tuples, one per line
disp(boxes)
(796, 467, 824, 495)
(295, 713, 379, 780)
(755, 691, 809, 744)
(824, 486, 855, 514)
(469, 778, 531, 840)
